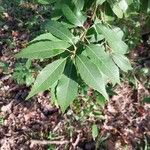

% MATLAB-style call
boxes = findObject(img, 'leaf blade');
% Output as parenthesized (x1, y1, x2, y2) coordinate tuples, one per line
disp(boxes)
(85, 44, 120, 84)
(96, 0, 106, 5)
(62, 4, 86, 26)
(96, 24, 128, 54)
(76, 54, 108, 99)
(56, 61, 78, 112)
(44, 20, 75, 44)
(112, 53, 132, 72)
(16, 41, 70, 59)
(29, 33, 61, 44)
(92, 124, 98, 140)
(26, 58, 66, 99)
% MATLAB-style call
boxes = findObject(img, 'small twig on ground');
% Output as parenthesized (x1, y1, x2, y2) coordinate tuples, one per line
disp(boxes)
(72, 134, 81, 148)
(30, 140, 69, 146)
(53, 122, 62, 132)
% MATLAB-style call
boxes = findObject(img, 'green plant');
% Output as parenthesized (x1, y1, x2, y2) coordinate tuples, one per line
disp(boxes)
(0, 117, 4, 125)
(16, 0, 135, 112)
(92, 124, 98, 140)
(13, 60, 35, 86)
(0, 61, 8, 73)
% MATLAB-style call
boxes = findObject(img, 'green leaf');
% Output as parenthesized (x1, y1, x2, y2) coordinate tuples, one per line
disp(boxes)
(126, 0, 133, 5)
(118, 0, 128, 12)
(96, 0, 106, 5)
(113, 27, 124, 39)
(148, 0, 150, 13)
(87, 27, 104, 42)
(62, 4, 86, 26)
(26, 59, 32, 69)
(96, 24, 128, 54)
(107, 0, 124, 18)
(29, 33, 61, 44)
(85, 44, 120, 84)
(92, 124, 98, 140)
(38, 0, 56, 4)
(51, 81, 58, 106)
(112, 3, 124, 18)
(26, 74, 35, 86)
(112, 53, 132, 72)
(96, 94, 106, 107)
(0, 6, 4, 14)
(61, 21, 76, 29)
(16, 41, 70, 59)
(0, 61, 8, 72)
(143, 97, 150, 104)
(44, 20, 75, 44)
(73, 0, 84, 10)
(56, 61, 78, 112)
(76, 54, 108, 99)
(26, 58, 66, 99)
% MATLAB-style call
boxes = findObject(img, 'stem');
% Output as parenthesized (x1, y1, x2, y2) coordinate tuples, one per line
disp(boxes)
(84, 36, 90, 44)
(92, 3, 98, 21)
(71, 2, 98, 56)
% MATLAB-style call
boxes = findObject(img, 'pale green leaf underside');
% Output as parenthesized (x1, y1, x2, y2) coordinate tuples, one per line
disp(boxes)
(26, 58, 66, 99)
(73, 0, 84, 10)
(92, 124, 98, 140)
(107, 0, 124, 18)
(118, 0, 128, 12)
(96, 0, 106, 5)
(56, 62, 78, 112)
(76, 54, 108, 99)
(85, 44, 120, 84)
(112, 3, 123, 18)
(96, 24, 128, 54)
(16, 41, 70, 59)
(112, 53, 132, 72)
(44, 20, 75, 44)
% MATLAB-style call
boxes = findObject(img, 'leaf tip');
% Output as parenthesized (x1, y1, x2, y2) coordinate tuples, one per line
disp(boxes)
(25, 95, 31, 100)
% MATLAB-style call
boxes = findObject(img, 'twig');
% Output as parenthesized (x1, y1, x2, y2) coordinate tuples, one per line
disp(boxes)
(30, 139, 69, 145)
(72, 134, 81, 148)
(53, 122, 62, 132)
